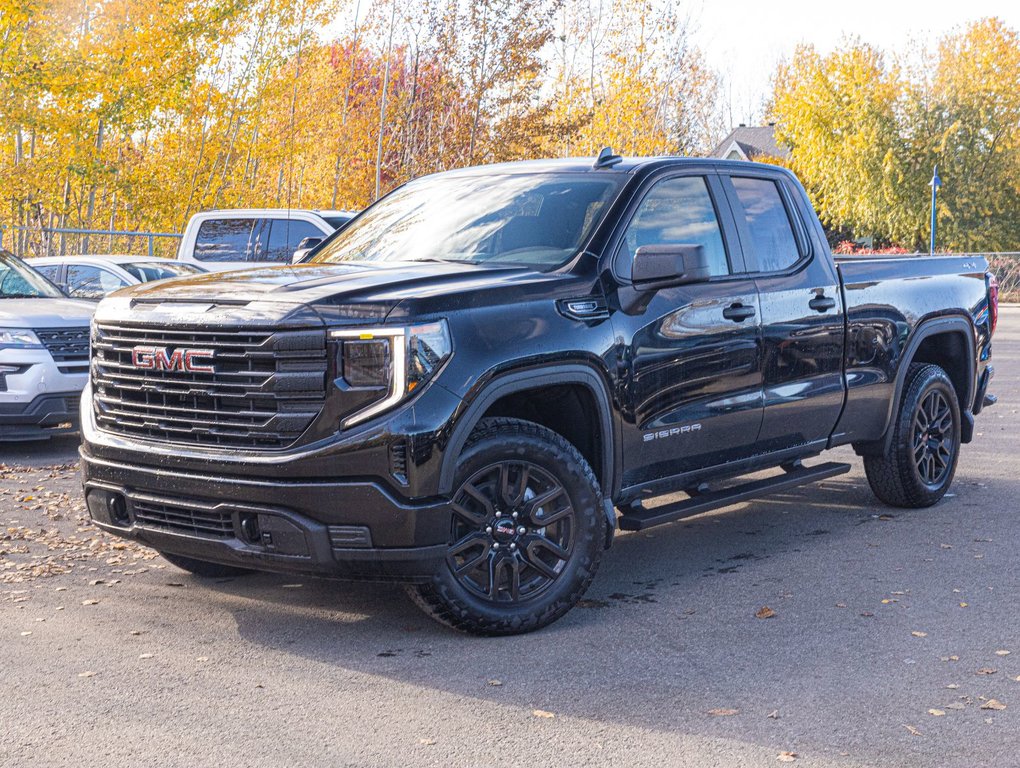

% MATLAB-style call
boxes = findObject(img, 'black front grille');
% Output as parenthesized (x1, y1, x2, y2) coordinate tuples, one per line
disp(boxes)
(91, 323, 327, 449)
(37, 327, 90, 362)
(132, 497, 235, 539)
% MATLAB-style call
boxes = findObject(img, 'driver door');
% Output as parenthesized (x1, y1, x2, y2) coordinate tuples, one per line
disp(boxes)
(611, 172, 765, 489)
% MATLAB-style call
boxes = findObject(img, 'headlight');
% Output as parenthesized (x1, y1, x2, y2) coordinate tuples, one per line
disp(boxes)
(0, 328, 42, 348)
(330, 320, 452, 427)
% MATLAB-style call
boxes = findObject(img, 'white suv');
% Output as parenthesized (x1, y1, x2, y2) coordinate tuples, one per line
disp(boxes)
(0, 250, 95, 441)
(176, 209, 356, 271)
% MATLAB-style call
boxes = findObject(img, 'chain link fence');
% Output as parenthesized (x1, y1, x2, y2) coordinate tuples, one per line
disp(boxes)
(0, 225, 182, 260)
(986, 253, 1020, 302)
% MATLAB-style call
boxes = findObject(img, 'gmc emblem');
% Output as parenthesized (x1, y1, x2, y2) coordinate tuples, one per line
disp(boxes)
(131, 345, 215, 373)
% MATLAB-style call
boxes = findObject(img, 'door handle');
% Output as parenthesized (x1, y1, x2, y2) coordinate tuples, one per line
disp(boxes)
(722, 303, 756, 322)
(808, 295, 836, 312)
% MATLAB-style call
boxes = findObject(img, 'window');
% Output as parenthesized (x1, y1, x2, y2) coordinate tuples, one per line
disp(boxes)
(193, 218, 261, 262)
(264, 220, 326, 262)
(66, 265, 131, 299)
(33, 264, 62, 284)
(619, 176, 730, 277)
(120, 262, 203, 282)
(312, 173, 622, 270)
(730, 177, 800, 272)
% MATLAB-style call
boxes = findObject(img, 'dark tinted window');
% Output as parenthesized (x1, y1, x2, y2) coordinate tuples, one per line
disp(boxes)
(264, 220, 325, 262)
(66, 264, 131, 299)
(320, 215, 353, 229)
(193, 218, 260, 262)
(620, 176, 729, 277)
(730, 177, 800, 272)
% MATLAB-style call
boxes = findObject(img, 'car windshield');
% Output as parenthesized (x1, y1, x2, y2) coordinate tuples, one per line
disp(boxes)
(311, 172, 623, 269)
(120, 261, 204, 282)
(0, 250, 65, 298)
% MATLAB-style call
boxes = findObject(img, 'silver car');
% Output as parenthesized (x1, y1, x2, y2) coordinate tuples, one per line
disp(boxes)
(0, 250, 95, 440)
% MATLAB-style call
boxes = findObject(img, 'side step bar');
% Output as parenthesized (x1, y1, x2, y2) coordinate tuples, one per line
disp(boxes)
(618, 461, 852, 532)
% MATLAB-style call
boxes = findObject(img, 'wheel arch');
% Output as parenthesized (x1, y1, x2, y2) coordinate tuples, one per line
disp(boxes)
(438, 364, 618, 544)
(879, 315, 976, 453)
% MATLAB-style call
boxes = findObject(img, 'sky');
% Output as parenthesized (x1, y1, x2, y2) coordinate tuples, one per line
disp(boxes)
(691, 0, 1020, 126)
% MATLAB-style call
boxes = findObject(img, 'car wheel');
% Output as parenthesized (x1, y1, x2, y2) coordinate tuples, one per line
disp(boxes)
(406, 417, 606, 635)
(864, 363, 961, 508)
(159, 551, 253, 578)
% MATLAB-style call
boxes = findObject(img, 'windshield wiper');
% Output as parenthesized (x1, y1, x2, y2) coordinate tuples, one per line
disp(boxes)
(0, 293, 47, 299)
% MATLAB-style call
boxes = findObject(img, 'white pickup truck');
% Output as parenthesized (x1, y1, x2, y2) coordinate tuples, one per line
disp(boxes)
(175, 209, 356, 271)
(0, 250, 94, 441)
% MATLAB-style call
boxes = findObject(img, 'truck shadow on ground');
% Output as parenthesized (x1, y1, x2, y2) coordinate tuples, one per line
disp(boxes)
(186, 465, 1009, 759)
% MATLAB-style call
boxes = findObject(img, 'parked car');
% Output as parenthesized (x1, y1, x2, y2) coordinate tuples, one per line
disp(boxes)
(29, 255, 207, 300)
(176, 209, 357, 271)
(0, 250, 94, 441)
(80, 153, 997, 634)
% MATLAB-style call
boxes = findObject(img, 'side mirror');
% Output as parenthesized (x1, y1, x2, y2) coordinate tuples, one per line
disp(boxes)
(631, 244, 711, 290)
(291, 237, 323, 264)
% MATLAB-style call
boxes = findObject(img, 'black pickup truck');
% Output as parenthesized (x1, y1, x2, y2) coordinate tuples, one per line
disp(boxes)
(80, 152, 998, 634)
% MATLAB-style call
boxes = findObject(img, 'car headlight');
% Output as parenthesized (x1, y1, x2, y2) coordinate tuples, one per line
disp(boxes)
(330, 320, 452, 427)
(0, 328, 42, 348)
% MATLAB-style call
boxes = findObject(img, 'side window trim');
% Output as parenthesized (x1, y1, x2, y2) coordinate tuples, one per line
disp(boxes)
(608, 169, 748, 283)
(719, 172, 810, 276)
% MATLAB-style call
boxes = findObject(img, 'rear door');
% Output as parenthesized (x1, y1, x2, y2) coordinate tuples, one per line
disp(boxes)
(611, 171, 765, 488)
(720, 171, 845, 453)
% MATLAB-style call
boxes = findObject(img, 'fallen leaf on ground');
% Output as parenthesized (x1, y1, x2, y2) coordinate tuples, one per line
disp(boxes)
(995, 650, 1011, 656)
(81, 599, 99, 606)
(755, 606, 776, 619)
(78, 671, 95, 678)
(767, 710, 780, 719)
(138, 653, 153, 659)
(981, 699, 1006, 711)
(419, 738, 436, 746)
(928, 709, 945, 717)
(940, 655, 960, 662)
(946, 684, 959, 689)
(195, 656, 209, 662)
(20, 631, 32, 636)
(902, 724, 922, 737)
(532, 709, 555, 719)
(777, 751, 798, 762)
(487, 680, 502, 687)
(912, 631, 928, 638)
(708, 708, 740, 716)
(977, 668, 997, 675)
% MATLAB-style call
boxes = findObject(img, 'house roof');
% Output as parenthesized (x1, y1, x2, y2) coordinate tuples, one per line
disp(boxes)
(711, 125, 790, 161)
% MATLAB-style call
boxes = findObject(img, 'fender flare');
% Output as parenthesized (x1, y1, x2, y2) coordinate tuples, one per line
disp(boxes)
(438, 364, 618, 544)
(878, 315, 976, 453)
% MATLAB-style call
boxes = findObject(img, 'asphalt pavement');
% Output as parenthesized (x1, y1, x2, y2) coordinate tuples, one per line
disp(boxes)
(2, 310, 1018, 768)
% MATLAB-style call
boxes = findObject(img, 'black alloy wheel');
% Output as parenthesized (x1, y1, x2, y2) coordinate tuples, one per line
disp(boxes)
(864, 363, 961, 508)
(447, 460, 575, 603)
(406, 417, 605, 635)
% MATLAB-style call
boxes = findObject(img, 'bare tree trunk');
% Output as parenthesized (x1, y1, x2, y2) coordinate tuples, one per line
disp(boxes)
(83, 118, 105, 254)
(374, 0, 397, 201)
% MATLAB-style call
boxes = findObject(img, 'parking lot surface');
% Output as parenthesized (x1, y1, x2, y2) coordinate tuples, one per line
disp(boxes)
(2, 310, 1018, 767)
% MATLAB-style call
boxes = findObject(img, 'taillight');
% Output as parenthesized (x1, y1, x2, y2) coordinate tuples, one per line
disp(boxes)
(987, 272, 999, 336)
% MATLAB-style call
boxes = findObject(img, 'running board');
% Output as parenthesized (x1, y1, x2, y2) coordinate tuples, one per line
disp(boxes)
(617, 461, 852, 532)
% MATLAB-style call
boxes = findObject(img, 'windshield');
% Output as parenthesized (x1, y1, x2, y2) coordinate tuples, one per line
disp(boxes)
(120, 261, 204, 282)
(0, 250, 65, 298)
(311, 172, 623, 269)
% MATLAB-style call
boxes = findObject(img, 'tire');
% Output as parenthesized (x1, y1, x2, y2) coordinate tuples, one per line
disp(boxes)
(407, 417, 606, 636)
(159, 551, 253, 578)
(864, 363, 961, 508)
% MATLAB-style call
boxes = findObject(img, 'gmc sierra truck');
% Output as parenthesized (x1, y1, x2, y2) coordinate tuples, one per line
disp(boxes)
(80, 152, 998, 635)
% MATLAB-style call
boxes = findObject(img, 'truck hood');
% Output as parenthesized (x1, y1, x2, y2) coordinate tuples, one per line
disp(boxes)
(0, 297, 96, 328)
(96, 261, 590, 325)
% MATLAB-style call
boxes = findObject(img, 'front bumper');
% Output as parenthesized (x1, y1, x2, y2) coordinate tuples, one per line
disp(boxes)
(1, 347, 87, 440)
(81, 448, 451, 581)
